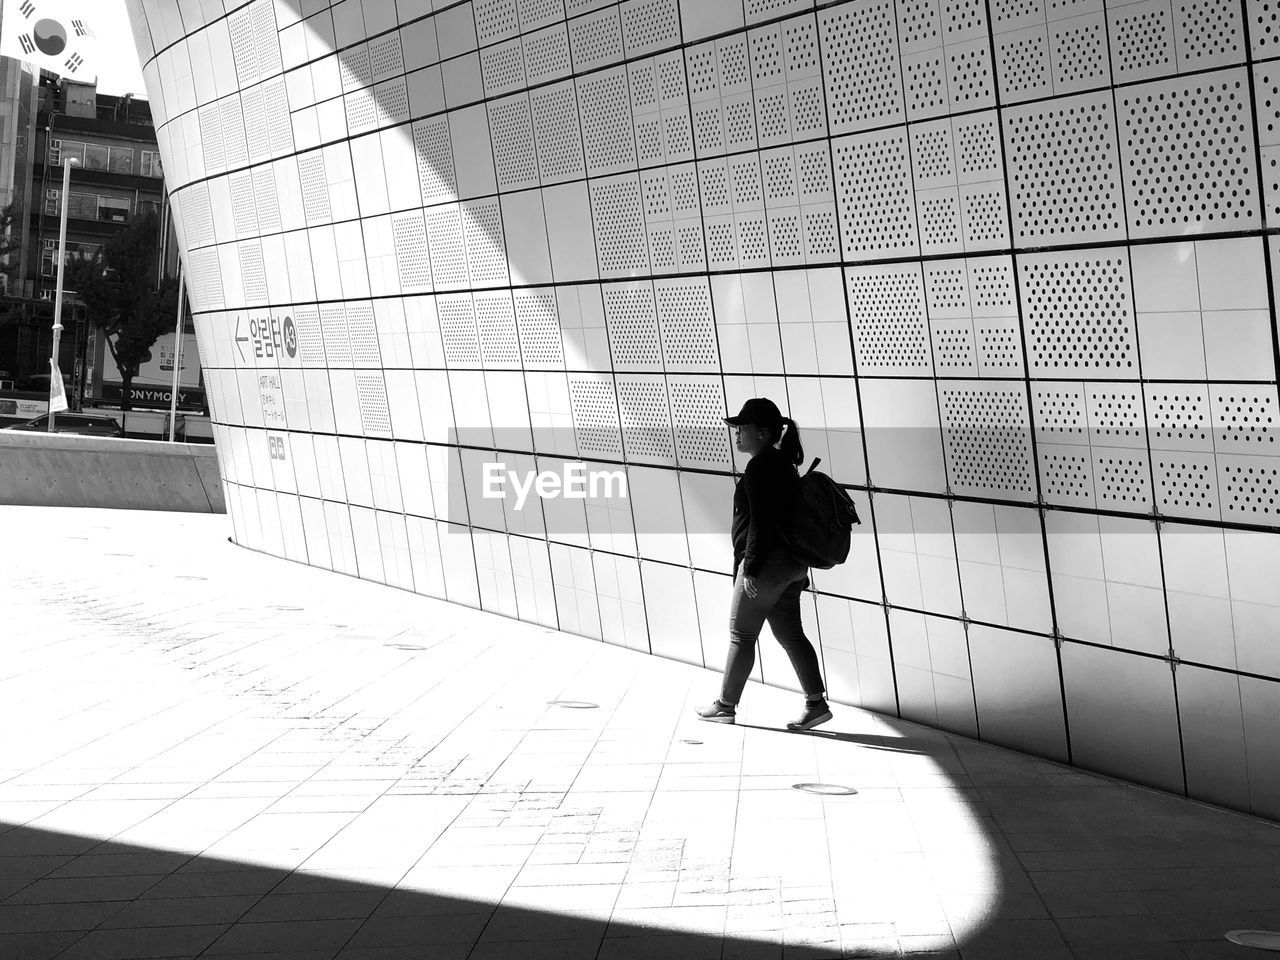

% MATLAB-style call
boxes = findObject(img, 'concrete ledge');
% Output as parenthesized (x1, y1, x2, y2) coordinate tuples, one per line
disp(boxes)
(0, 431, 225, 513)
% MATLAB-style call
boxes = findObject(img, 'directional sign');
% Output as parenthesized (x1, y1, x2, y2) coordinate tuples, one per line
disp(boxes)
(258, 372, 285, 427)
(282, 315, 297, 359)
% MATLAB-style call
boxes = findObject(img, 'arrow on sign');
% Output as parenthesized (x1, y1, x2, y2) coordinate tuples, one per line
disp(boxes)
(234, 315, 248, 363)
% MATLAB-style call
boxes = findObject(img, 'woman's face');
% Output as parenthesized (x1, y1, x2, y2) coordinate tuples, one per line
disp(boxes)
(733, 422, 772, 456)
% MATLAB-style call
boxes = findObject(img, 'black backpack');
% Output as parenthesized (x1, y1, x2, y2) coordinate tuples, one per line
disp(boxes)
(781, 458, 861, 570)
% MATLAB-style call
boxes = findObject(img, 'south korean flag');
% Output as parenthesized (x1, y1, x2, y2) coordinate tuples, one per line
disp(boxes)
(0, 0, 97, 78)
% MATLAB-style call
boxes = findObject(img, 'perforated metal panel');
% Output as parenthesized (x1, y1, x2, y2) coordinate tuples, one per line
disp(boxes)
(833, 130, 919, 259)
(199, 104, 224, 172)
(476, 0, 521, 45)
(579, 67, 637, 176)
(927, 256, 1022, 379)
(1003, 91, 1125, 245)
(820, 0, 904, 135)
(462, 198, 509, 287)
(298, 151, 331, 224)
(569, 5, 624, 71)
(230, 173, 257, 238)
(356, 373, 393, 437)
(392, 212, 432, 291)
(347, 303, 381, 366)
(847, 263, 932, 376)
(320, 304, 352, 365)
(482, 40, 526, 97)
(521, 0, 566, 31)
(531, 81, 586, 183)
(228, 7, 258, 87)
(655, 279, 718, 371)
(1250, 0, 1280, 58)
(475, 291, 521, 367)
(1117, 71, 1259, 238)
(618, 375, 675, 462)
(525, 23, 573, 85)
(249, 168, 280, 236)
(591, 175, 650, 277)
(604, 281, 662, 369)
(621, 0, 680, 57)
(747, 0, 813, 22)
(1018, 252, 1138, 378)
(941, 382, 1035, 501)
(238, 242, 268, 304)
(221, 98, 249, 169)
(413, 117, 457, 205)
(514, 289, 566, 368)
(1109, 2, 1175, 84)
(568, 375, 623, 457)
(241, 86, 269, 162)
(1175, 0, 1245, 71)
(438, 293, 481, 366)
(1086, 384, 1153, 511)
(251, 0, 282, 78)
(426, 206, 470, 290)
(669, 377, 731, 467)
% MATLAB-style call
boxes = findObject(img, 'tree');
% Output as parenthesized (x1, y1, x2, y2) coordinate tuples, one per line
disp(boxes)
(67, 210, 180, 411)
(0, 202, 24, 295)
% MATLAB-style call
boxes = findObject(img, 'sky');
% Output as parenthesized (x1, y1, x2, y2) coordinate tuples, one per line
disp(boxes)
(93, 0, 149, 98)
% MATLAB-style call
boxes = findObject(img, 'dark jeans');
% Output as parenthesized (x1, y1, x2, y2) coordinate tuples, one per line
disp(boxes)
(720, 558, 826, 706)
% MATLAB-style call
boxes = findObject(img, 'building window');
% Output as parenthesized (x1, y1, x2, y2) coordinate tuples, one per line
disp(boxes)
(50, 139, 136, 174)
(45, 189, 132, 222)
(40, 239, 101, 277)
(141, 150, 163, 178)
(98, 196, 130, 222)
(109, 148, 134, 175)
(84, 143, 109, 171)
(49, 139, 86, 166)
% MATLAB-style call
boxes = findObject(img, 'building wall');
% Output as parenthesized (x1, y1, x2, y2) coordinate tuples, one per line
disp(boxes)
(128, 0, 1280, 820)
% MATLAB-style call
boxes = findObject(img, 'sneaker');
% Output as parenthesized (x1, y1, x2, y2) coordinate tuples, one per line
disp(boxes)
(696, 699, 736, 723)
(786, 699, 832, 731)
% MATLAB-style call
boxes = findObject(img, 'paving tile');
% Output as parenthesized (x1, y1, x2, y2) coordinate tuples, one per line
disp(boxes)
(5, 873, 165, 904)
(6, 507, 1280, 960)
(57, 922, 230, 959)
(204, 919, 362, 955)
(0, 930, 83, 960)
(98, 895, 259, 929)
(0, 900, 124, 933)
(340, 913, 491, 948)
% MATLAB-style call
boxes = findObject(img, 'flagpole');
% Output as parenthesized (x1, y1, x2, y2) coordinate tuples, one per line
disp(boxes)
(47, 154, 76, 432)
(167, 263, 185, 442)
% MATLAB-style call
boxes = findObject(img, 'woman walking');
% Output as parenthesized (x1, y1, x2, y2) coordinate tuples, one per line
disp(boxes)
(697, 397, 833, 731)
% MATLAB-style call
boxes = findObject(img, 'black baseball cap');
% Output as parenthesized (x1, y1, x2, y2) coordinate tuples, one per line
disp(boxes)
(723, 397, 783, 430)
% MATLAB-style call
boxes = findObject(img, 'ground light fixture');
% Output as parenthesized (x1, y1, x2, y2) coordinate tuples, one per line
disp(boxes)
(1226, 930, 1280, 951)
(548, 700, 599, 708)
(792, 783, 859, 796)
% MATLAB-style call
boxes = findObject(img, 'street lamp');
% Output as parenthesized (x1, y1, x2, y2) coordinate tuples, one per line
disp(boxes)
(47, 154, 77, 432)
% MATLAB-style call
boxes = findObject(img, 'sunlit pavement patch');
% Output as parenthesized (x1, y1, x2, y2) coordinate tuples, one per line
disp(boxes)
(11, 506, 1279, 958)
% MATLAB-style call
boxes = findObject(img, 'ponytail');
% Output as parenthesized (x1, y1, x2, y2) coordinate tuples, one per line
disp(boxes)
(776, 417, 804, 468)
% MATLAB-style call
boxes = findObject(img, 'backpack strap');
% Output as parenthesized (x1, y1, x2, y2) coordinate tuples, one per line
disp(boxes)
(804, 457, 821, 477)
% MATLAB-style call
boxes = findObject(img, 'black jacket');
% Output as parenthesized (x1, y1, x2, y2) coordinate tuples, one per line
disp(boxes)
(731, 446, 799, 578)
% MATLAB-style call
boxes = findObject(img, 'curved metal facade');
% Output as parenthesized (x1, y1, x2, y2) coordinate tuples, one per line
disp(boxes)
(128, 0, 1280, 819)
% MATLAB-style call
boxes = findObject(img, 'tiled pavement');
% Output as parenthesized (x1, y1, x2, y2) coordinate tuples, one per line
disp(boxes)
(2, 505, 1279, 960)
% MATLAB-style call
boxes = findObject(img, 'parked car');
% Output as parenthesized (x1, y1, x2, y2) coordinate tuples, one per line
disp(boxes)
(4, 412, 124, 437)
